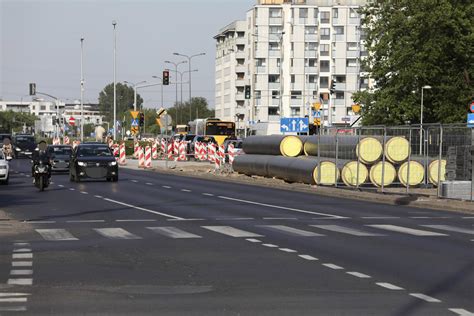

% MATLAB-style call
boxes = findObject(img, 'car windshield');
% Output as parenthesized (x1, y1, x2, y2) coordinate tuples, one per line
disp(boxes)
(15, 136, 35, 143)
(49, 146, 72, 156)
(77, 146, 112, 157)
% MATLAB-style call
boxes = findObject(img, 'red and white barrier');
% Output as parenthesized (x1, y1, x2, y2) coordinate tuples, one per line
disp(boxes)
(219, 145, 225, 161)
(173, 140, 179, 156)
(133, 142, 140, 159)
(228, 143, 235, 165)
(214, 145, 221, 169)
(63, 136, 70, 145)
(208, 143, 216, 163)
(119, 143, 126, 165)
(178, 141, 187, 161)
(138, 147, 145, 168)
(160, 138, 166, 155)
(167, 142, 174, 160)
(144, 146, 152, 169)
(112, 144, 119, 160)
(152, 142, 158, 160)
(72, 140, 80, 149)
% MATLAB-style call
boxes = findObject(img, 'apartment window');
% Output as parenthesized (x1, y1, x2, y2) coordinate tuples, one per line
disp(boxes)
(272, 91, 280, 99)
(320, 11, 330, 23)
(276, 58, 281, 67)
(291, 107, 301, 116)
(269, 42, 280, 50)
(305, 26, 317, 34)
(320, 77, 329, 88)
(335, 92, 345, 99)
(269, 26, 282, 34)
(320, 44, 330, 56)
(305, 42, 317, 51)
(237, 32, 245, 38)
(349, 8, 358, 18)
(332, 8, 338, 18)
(346, 58, 358, 67)
(291, 91, 302, 99)
(320, 60, 330, 72)
(334, 26, 344, 35)
(255, 90, 262, 99)
(299, 8, 308, 18)
(256, 58, 266, 67)
(40, 105, 46, 110)
(347, 42, 358, 51)
(269, 8, 282, 18)
(306, 58, 317, 67)
(308, 75, 318, 83)
(314, 8, 319, 18)
(291, 75, 295, 83)
(268, 107, 279, 116)
(269, 74, 280, 83)
(320, 28, 330, 40)
(335, 75, 346, 83)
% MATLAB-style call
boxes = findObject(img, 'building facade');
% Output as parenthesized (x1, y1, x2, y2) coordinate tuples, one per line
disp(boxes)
(214, 0, 368, 135)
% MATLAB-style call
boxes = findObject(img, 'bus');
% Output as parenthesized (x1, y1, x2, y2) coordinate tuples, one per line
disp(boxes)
(189, 118, 235, 145)
(175, 125, 189, 135)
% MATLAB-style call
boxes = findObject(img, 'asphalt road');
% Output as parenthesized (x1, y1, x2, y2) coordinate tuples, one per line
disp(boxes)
(0, 159, 473, 316)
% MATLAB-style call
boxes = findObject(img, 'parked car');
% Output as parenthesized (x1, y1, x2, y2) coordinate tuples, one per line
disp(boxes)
(12, 134, 36, 158)
(48, 145, 73, 173)
(0, 150, 10, 185)
(69, 143, 118, 182)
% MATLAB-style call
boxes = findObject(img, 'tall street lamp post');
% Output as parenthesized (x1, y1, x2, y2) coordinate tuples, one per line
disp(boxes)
(80, 37, 84, 142)
(124, 80, 147, 111)
(165, 60, 187, 124)
(420, 85, 432, 154)
(173, 52, 205, 121)
(112, 20, 117, 140)
(151, 76, 164, 108)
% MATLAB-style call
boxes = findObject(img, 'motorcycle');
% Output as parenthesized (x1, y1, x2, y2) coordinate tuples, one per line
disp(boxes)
(33, 160, 50, 191)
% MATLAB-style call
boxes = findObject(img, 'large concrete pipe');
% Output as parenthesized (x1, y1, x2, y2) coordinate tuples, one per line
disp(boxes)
(242, 135, 304, 157)
(341, 161, 369, 187)
(397, 161, 425, 187)
(267, 156, 319, 185)
(369, 161, 397, 187)
(428, 159, 446, 186)
(312, 160, 340, 186)
(304, 135, 383, 164)
(384, 136, 410, 164)
(232, 154, 271, 177)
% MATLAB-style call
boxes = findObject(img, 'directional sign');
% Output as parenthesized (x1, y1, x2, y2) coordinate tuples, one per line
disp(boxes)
(467, 113, 474, 128)
(280, 117, 309, 133)
(131, 118, 139, 127)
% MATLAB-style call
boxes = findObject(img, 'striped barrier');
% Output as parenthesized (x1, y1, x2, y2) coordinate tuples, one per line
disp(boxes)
(133, 142, 140, 159)
(152, 142, 158, 160)
(144, 146, 152, 169)
(228, 143, 235, 165)
(138, 147, 145, 168)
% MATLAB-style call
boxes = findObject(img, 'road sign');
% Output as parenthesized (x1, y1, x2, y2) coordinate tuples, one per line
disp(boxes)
(470, 101, 474, 113)
(130, 111, 139, 119)
(467, 113, 474, 127)
(131, 126, 139, 135)
(69, 117, 75, 126)
(280, 117, 309, 133)
(131, 118, 139, 127)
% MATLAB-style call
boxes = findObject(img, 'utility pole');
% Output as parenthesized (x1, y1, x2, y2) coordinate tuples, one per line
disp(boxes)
(112, 20, 117, 140)
(80, 37, 84, 141)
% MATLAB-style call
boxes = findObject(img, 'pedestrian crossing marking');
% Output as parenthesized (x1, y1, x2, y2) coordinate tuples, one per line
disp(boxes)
(94, 228, 142, 240)
(367, 225, 447, 236)
(259, 225, 323, 237)
(147, 227, 202, 239)
(36, 229, 78, 241)
(311, 225, 384, 236)
(421, 225, 474, 235)
(201, 226, 263, 238)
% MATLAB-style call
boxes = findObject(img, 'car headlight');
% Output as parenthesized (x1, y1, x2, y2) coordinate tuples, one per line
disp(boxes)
(78, 161, 87, 167)
(15, 147, 21, 151)
(109, 161, 117, 166)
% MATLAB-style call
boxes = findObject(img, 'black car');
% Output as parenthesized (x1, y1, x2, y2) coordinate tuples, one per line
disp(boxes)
(12, 134, 36, 158)
(48, 145, 73, 173)
(69, 143, 118, 182)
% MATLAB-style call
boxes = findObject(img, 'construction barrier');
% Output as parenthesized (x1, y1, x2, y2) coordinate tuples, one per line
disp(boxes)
(144, 146, 152, 169)
(138, 147, 145, 168)
(119, 143, 127, 165)
(152, 142, 158, 160)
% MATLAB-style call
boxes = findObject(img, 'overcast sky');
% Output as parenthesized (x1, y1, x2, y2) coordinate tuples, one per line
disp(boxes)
(0, 0, 255, 109)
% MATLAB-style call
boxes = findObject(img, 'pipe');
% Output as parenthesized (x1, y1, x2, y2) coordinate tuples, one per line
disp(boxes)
(242, 135, 304, 157)
(369, 161, 397, 187)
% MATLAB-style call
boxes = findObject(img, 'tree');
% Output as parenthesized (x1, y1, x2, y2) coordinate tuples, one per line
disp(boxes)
(355, 0, 474, 125)
(98, 83, 143, 123)
(0, 111, 37, 134)
(166, 97, 215, 126)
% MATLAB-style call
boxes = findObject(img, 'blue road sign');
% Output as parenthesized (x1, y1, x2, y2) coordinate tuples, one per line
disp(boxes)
(131, 118, 139, 127)
(280, 117, 309, 133)
(467, 113, 474, 128)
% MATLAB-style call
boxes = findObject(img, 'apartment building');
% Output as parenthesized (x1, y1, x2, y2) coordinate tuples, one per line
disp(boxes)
(214, 0, 368, 135)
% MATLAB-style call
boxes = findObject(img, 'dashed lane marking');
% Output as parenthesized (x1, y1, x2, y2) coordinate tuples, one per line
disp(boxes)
(94, 228, 142, 240)
(279, 248, 297, 253)
(66, 220, 105, 223)
(162, 185, 172, 189)
(376, 282, 404, 290)
(322, 263, 344, 270)
(146, 183, 153, 186)
(181, 189, 192, 192)
(69, 188, 75, 191)
(298, 255, 318, 261)
(147, 227, 202, 239)
(36, 229, 78, 241)
(0, 293, 31, 297)
(263, 217, 298, 220)
(361, 216, 400, 219)
(368, 225, 448, 236)
(262, 244, 278, 248)
(449, 308, 474, 316)
(25, 221, 56, 224)
(346, 272, 371, 278)
(421, 225, 474, 235)
(217, 196, 345, 219)
(215, 217, 254, 221)
(409, 293, 441, 303)
(246, 239, 262, 243)
(94, 195, 103, 199)
(202, 193, 214, 196)
(202, 226, 263, 238)
(131, 180, 138, 183)
(102, 198, 184, 220)
(116, 219, 156, 222)
(311, 225, 384, 237)
(259, 225, 323, 237)
(58, 184, 64, 188)
(80, 191, 88, 195)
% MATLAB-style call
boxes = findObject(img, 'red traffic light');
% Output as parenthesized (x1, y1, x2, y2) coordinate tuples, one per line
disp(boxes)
(163, 70, 170, 85)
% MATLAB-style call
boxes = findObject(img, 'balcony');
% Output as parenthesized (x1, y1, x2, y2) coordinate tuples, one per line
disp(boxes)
(268, 82, 281, 90)
(291, 83, 303, 90)
(256, 66, 267, 74)
(304, 34, 319, 42)
(305, 66, 318, 73)
(298, 18, 318, 25)
(235, 79, 246, 87)
(306, 83, 318, 90)
(268, 115, 280, 122)
(235, 51, 246, 59)
(269, 17, 283, 25)
(333, 34, 345, 42)
(335, 83, 346, 91)
(269, 50, 281, 57)
(305, 50, 317, 58)
(235, 37, 246, 45)
(235, 65, 246, 73)
(347, 66, 359, 74)
(235, 94, 245, 101)
(333, 98, 346, 106)
(269, 33, 283, 42)
(346, 50, 359, 58)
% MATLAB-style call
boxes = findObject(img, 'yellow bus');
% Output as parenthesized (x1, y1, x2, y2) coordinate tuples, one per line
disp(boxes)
(205, 119, 235, 145)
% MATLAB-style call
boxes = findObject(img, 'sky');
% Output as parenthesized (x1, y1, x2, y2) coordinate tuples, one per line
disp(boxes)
(0, 0, 255, 109)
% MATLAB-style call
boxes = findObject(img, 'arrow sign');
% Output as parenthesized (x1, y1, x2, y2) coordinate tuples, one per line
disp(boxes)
(299, 120, 308, 130)
(281, 124, 289, 131)
(280, 117, 309, 133)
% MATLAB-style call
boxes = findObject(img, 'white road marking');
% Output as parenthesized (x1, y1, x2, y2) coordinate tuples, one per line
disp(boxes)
(12, 254, 32, 259)
(322, 263, 344, 270)
(462, 217, 474, 219)
(246, 238, 262, 243)
(263, 217, 298, 220)
(409, 293, 441, 303)
(36, 229, 78, 241)
(131, 180, 138, 183)
(80, 191, 88, 195)
(26, 221, 56, 224)
(449, 309, 474, 316)
(298, 255, 318, 261)
(202, 193, 214, 196)
(162, 185, 172, 189)
(103, 198, 184, 220)
(147, 227, 202, 239)
(13, 243, 30, 247)
(181, 189, 191, 192)
(311, 225, 383, 236)
(217, 196, 344, 219)
(94, 228, 142, 240)
(279, 248, 297, 253)
(262, 244, 279, 248)
(167, 218, 204, 221)
(312, 217, 350, 220)
(69, 188, 75, 191)
(368, 225, 448, 236)
(94, 195, 103, 199)
(215, 217, 254, 221)
(361, 216, 400, 219)
(10, 270, 33, 276)
(12, 262, 32, 267)
(58, 184, 64, 188)
(146, 183, 153, 186)
(376, 282, 404, 290)
(116, 219, 156, 222)
(7, 278, 33, 285)
(0, 306, 27, 311)
(0, 293, 30, 297)
(0, 297, 27, 303)
(347, 272, 371, 278)
(13, 248, 32, 253)
(202, 226, 263, 238)
(421, 225, 474, 235)
(67, 220, 105, 223)
(259, 225, 324, 237)
(410, 217, 431, 219)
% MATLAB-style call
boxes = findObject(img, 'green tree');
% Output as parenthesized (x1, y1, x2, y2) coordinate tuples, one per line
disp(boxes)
(0, 111, 37, 134)
(166, 97, 215, 126)
(355, 0, 474, 125)
(98, 83, 144, 123)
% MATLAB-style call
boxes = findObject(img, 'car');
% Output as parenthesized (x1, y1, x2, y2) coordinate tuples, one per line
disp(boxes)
(12, 134, 36, 158)
(0, 150, 10, 185)
(48, 145, 73, 173)
(69, 143, 118, 182)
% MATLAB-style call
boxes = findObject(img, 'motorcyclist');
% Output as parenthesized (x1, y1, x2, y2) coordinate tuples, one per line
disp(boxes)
(31, 140, 52, 183)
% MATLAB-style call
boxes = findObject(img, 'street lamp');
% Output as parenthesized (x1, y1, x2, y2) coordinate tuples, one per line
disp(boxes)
(80, 37, 84, 141)
(420, 85, 432, 154)
(124, 80, 147, 111)
(151, 76, 164, 108)
(165, 60, 187, 124)
(112, 20, 117, 140)
(166, 69, 198, 123)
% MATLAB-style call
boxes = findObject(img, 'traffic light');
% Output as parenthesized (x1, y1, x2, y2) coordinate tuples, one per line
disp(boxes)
(163, 70, 170, 85)
(29, 83, 36, 96)
(244, 85, 251, 99)
(330, 79, 337, 95)
(139, 112, 145, 126)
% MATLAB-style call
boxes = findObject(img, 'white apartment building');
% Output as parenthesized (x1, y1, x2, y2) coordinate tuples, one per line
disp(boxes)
(214, 0, 368, 135)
